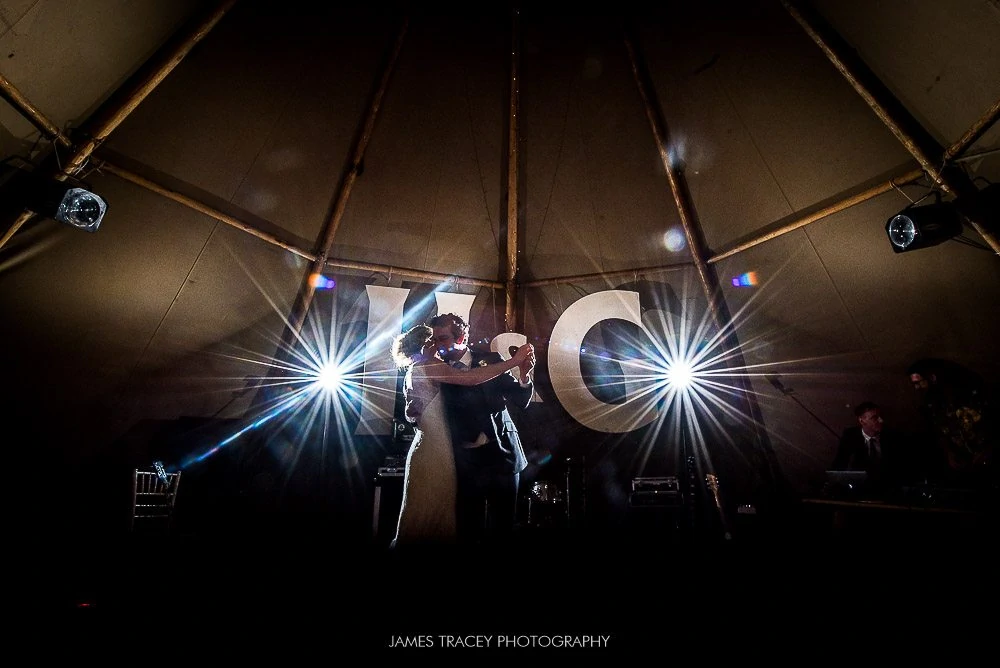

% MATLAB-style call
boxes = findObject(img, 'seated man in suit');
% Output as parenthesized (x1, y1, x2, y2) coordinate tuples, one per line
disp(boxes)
(831, 401, 907, 496)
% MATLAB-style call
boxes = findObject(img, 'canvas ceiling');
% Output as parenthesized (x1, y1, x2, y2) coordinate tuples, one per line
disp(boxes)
(2, 0, 999, 533)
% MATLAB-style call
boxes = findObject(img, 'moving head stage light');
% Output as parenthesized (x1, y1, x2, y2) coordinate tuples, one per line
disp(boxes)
(1, 162, 108, 232)
(886, 183, 998, 254)
(885, 191, 962, 253)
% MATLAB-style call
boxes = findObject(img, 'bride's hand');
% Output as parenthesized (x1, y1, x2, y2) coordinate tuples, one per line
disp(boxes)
(512, 343, 534, 366)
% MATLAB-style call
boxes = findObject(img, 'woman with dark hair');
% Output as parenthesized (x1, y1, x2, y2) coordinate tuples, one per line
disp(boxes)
(907, 358, 995, 483)
(388, 324, 533, 548)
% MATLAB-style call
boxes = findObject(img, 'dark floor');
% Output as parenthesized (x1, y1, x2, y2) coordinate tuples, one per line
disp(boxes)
(21, 494, 998, 657)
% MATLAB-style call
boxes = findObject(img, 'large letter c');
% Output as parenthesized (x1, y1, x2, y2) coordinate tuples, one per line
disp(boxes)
(547, 290, 661, 433)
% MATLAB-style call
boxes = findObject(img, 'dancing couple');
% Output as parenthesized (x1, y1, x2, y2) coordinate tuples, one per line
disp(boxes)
(389, 313, 535, 550)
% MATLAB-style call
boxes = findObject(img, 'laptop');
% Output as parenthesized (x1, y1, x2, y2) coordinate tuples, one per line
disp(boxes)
(823, 470, 870, 498)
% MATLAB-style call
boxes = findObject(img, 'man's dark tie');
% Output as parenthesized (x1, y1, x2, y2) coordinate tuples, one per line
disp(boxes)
(869, 437, 880, 464)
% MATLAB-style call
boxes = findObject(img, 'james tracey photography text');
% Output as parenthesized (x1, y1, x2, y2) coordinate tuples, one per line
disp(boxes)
(388, 635, 612, 648)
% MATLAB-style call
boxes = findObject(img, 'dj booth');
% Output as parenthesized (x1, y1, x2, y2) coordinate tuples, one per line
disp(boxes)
(800, 484, 993, 541)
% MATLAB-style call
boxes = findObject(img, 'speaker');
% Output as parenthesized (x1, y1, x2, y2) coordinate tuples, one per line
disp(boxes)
(393, 419, 415, 448)
(372, 468, 404, 546)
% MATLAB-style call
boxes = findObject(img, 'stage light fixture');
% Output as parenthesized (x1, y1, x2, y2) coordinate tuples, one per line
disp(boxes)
(55, 187, 106, 231)
(885, 192, 962, 253)
(36, 180, 108, 232)
(1, 164, 107, 232)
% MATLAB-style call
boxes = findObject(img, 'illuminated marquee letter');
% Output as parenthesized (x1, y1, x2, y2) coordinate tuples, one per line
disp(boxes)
(357, 285, 410, 435)
(434, 292, 475, 326)
(548, 290, 660, 433)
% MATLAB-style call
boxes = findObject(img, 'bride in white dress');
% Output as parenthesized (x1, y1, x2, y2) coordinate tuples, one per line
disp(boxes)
(389, 325, 533, 549)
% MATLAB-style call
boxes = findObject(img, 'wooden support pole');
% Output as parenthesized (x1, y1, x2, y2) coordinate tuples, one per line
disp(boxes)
(943, 97, 1000, 163)
(284, 17, 409, 337)
(61, 0, 240, 179)
(0, 72, 72, 148)
(708, 168, 925, 263)
(704, 95, 997, 264)
(100, 160, 500, 288)
(521, 262, 692, 288)
(781, 0, 999, 255)
(625, 24, 784, 480)
(503, 7, 522, 333)
(624, 33, 727, 335)
(0, 0, 239, 251)
(98, 160, 316, 261)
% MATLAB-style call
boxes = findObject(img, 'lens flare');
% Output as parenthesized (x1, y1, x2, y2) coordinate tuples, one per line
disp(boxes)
(663, 227, 687, 252)
(171, 296, 382, 477)
(309, 273, 336, 289)
(665, 359, 694, 389)
(316, 364, 343, 392)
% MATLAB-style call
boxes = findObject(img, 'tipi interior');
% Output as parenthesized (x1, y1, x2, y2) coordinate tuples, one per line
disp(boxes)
(3, 0, 998, 642)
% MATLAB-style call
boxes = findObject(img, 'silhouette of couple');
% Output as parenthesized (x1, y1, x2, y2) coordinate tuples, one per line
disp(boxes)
(389, 314, 535, 551)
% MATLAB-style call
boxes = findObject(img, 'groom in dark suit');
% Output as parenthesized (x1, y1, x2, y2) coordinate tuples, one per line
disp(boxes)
(430, 313, 535, 547)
